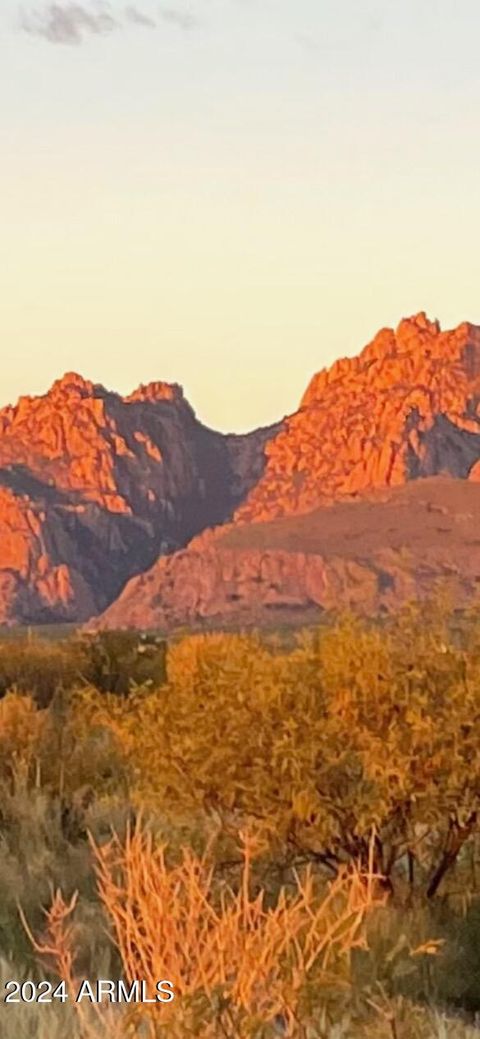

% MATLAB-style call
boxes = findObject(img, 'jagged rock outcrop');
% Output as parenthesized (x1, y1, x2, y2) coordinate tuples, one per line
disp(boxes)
(236, 313, 480, 521)
(0, 374, 280, 624)
(93, 477, 480, 630)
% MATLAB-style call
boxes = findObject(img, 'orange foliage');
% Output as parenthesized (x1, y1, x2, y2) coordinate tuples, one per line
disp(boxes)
(22, 824, 385, 1038)
(91, 823, 384, 1036)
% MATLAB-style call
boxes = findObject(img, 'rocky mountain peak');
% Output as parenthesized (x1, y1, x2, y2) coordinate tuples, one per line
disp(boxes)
(125, 381, 186, 405)
(237, 315, 480, 523)
(50, 372, 96, 397)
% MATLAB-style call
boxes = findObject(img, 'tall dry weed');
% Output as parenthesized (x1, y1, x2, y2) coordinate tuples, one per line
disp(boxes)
(90, 822, 385, 1036)
(22, 823, 385, 1037)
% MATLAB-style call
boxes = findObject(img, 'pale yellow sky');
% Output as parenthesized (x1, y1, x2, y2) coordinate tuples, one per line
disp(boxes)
(1, 1, 480, 431)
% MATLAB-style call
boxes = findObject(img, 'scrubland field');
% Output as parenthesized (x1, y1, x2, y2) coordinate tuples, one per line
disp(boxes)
(1, 604, 480, 1037)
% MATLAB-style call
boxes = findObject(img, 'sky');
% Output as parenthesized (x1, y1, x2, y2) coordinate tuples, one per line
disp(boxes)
(1, 0, 480, 432)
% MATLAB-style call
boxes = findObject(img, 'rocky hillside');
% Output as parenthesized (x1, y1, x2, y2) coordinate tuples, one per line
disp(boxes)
(0, 373, 280, 624)
(93, 312, 480, 630)
(92, 477, 480, 630)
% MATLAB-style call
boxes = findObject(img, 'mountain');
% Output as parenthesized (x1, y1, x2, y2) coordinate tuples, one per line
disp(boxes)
(4, 311, 480, 629)
(93, 312, 480, 630)
(0, 373, 280, 624)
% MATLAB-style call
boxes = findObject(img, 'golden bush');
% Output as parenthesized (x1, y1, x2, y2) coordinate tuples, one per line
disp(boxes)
(72, 607, 480, 897)
(0, 692, 45, 786)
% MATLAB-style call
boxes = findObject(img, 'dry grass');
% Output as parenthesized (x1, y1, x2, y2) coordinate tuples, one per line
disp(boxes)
(93, 823, 385, 1036)
(20, 823, 386, 1038)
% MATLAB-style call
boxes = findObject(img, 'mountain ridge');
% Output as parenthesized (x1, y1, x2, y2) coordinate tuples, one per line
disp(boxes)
(2, 311, 480, 626)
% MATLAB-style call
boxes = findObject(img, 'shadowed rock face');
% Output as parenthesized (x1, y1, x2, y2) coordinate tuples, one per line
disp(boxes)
(0, 374, 280, 624)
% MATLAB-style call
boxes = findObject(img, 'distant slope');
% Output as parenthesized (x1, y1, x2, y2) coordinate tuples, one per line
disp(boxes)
(92, 477, 480, 630)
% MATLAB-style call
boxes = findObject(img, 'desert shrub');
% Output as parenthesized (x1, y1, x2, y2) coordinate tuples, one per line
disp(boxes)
(0, 684, 128, 803)
(73, 611, 480, 899)
(0, 630, 167, 706)
(350, 892, 480, 1028)
(81, 631, 167, 695)
(0, 691, 131, 963)
(36, 686, 128, 801)
(0, 692, 45, 788)
(23, 821, 480, 1038)
(24, 822, 384, 1038)
(0, 637, 87, 707)
(427, 899, 480, 1014)
(0, 782, 92, 965)
(0, 782, 139, 979)
(5, 606, 480, 1033)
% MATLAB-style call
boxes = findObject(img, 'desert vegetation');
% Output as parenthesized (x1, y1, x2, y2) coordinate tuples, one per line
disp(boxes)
(1, 604, 480, 1036)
